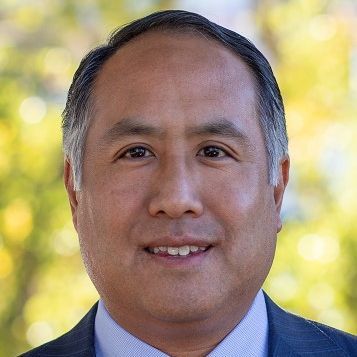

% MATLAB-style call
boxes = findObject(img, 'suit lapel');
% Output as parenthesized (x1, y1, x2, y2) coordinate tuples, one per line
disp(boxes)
(264, 292, 349, 357)
(45, 302, 98, 356)
(62, 302, 98, 356)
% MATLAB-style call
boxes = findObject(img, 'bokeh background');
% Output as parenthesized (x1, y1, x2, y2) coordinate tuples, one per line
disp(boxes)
(0, 0, 356, 355)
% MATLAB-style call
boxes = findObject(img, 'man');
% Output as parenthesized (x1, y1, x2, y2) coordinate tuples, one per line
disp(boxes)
(21, 9, 356, 357)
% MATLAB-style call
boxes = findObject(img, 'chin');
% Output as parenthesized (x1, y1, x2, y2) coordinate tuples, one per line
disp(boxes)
(147, 302, 216, 324)
(140, 286, 229, 324)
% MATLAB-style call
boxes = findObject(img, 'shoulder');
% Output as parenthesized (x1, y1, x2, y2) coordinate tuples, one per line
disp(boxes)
(19, 303, 98, 357)
(308, 319, 357, 354)
(264, 293, 357, 356)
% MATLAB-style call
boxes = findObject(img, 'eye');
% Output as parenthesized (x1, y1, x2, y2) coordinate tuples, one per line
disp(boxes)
(197, 146, 229, 158)
(120, 146, 154, 159)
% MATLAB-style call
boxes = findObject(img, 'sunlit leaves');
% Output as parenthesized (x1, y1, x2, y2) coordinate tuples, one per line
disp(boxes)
(260, 0, 357, 336)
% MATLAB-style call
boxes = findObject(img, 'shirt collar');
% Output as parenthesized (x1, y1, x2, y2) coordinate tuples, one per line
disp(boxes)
(94, 289, 268, 357)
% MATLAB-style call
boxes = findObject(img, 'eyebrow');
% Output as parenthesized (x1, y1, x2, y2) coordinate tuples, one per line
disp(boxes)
(186, 118, 257, 153)
(100, 117, 164, 146)
(100, 116, 254, 149)
(186, 118, 252, 145)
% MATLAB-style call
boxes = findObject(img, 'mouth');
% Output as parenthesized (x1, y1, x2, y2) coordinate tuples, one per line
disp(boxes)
(145, 245, 212, 257)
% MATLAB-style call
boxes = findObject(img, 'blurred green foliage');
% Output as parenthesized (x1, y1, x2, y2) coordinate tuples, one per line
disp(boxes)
(0, 0, 356, 355)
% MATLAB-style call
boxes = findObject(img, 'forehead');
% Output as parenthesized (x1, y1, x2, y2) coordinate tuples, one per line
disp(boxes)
(93, 30, 257, 109)
(88, 30, 261, 147)
(101, 29, 254, 77)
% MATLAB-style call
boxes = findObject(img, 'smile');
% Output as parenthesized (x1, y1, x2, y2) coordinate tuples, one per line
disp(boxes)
(146, 245, 210, 256)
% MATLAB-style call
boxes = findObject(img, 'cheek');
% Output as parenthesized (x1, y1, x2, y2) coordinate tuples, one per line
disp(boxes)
(77, 171, 151, 262)
(206, 169, 277, 261)
(89, 168, 151, 223)
(205, 167, 268, 221)
(76, 177, 149, 296)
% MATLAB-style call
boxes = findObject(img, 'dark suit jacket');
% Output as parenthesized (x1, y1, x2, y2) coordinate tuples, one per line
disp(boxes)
(20, 293, 357, 356)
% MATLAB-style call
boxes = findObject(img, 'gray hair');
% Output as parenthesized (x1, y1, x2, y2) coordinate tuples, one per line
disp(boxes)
(62, 10, 288, 190)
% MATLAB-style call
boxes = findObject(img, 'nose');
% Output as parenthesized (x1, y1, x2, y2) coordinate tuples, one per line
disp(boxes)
(148, 159, 203, 219)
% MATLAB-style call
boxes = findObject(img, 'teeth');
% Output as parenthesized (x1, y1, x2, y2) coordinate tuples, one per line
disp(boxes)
(149, 245, 208, 256)
(178, 246, 190, 256)
(167, 247, 179, 255)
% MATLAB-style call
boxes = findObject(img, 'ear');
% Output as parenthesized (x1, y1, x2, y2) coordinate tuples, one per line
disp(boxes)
(274, 155, 290, 233)
(64, 158, 79, 231)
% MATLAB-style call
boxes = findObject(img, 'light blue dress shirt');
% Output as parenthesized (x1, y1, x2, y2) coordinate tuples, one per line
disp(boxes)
(94, 289, 268, 356)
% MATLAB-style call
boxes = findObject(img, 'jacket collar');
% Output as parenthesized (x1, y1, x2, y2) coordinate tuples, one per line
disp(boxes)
(264, 292, 348, 357)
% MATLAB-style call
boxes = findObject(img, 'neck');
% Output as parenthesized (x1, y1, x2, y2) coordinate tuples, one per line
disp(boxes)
(102, 292, 257, 356)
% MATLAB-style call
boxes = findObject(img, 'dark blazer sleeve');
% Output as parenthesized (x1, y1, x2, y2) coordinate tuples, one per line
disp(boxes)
(19, 303, 98, 357)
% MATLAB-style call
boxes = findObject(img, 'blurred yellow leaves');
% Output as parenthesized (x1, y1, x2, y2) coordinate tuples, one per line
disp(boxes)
(43, 47, 72, 76)
(318, 308, 346, 331)
(308, 282, 335, 310)
(22, 262, 98, 348)
(309, 14, 337, 41)
(0, 248, 13, 279)
(19, 97, 47, 124)
(268, 272, 298, 302)
(0, 1, 137, 355)
(308, 283, 346, 330)
(42, 47, 73, 91)
(2, 199, 33, 243)
(259, 0, 357, 336)
(51, 228, 79, 256)
(26, 321, 54, 348)
(12, 5, 44, 32)
(298, 233, 340, 263)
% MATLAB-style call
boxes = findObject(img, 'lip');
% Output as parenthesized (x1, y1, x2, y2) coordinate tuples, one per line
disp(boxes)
(141, 235, 215, 269)
(145, 245, 213, 268)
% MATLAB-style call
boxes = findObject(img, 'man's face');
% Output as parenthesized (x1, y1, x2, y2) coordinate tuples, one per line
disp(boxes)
(66, 32, 288, 326)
